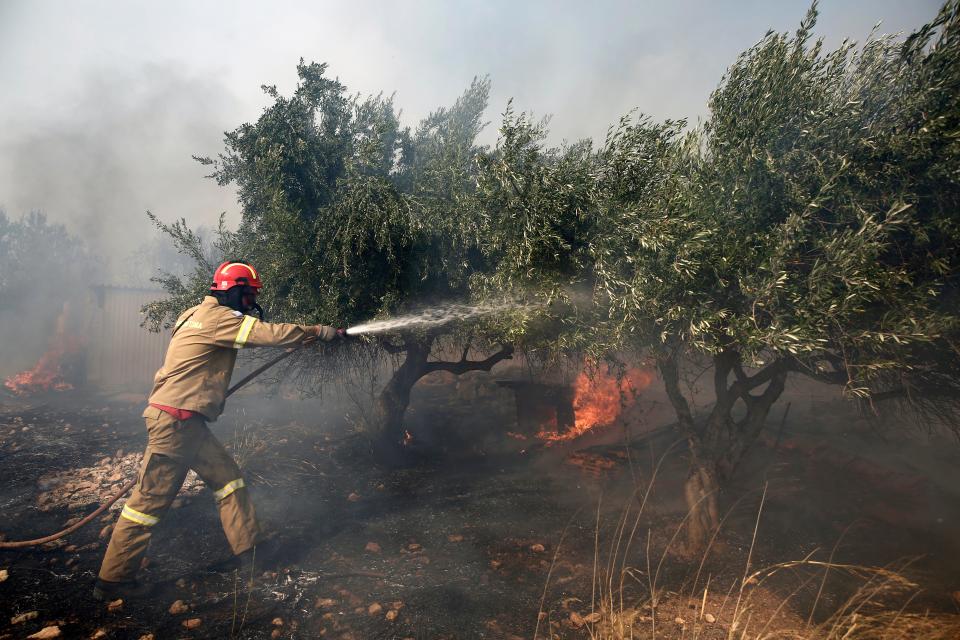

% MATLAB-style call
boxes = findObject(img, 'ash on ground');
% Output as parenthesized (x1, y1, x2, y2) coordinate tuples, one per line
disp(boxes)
(1, 387, 959, 639)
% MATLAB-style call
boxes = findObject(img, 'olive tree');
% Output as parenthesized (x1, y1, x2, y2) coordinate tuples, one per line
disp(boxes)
(477, 2, 960, 550)
(595, 2, 960, 549)
(145, 62, 513, 462)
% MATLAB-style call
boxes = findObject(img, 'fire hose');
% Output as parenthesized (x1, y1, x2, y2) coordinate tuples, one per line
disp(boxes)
(0, 343, 310, 550)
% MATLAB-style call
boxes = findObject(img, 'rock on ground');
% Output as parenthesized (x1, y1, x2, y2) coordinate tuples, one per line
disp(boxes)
(168, 600, 189, 615)
(11, 610, 39, 625)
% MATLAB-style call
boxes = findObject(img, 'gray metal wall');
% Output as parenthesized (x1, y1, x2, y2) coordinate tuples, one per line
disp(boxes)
(85, 287, 171, 393)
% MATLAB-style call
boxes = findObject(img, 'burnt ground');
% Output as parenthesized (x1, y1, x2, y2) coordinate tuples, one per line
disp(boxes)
(1, 379, 960, 639)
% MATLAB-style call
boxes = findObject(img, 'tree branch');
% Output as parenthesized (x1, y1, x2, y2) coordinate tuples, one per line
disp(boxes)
(714, 351, 737, 403)
(423, 344, 514, 375)
(730, 357, 794, 395)
(732, 359, 748, 383)
(798, 368, 849, 386)
(658, 349, 699, 440)
(374, 336, 405, 355)
(722, 366, 789, 478)
(870, 383, 959, 403)
(793, 355, 849, 386)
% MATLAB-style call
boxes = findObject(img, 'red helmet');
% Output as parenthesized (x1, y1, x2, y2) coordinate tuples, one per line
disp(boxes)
(211, 261, 263, 292)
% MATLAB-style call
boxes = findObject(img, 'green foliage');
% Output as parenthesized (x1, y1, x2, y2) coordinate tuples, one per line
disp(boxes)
(477, 107, 597, 292)
(475, 1, 960, 424)
(647, 0, 960, 413)
(149, 62, 494, 340)
(472, 107, 612, 356)
(141, 211, 236, 329)
(146, 3, 960, 428)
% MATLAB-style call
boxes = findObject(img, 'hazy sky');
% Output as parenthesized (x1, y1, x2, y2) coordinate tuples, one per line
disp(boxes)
(0, 0, 943, 269)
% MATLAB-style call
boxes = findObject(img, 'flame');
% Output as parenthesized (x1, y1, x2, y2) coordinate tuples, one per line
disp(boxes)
(4, 304, 82, 396)
(537, 363, 653, 444)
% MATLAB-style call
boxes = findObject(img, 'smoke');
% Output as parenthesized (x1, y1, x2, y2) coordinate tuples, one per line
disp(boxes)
(0, 63, 242, 280)
(0, 211, 95, 377)
(0, 64, 247, 379)
(0, 3, 939, 270)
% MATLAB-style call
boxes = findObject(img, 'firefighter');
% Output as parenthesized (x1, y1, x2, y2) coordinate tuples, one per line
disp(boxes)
(94, 261, 342, 601)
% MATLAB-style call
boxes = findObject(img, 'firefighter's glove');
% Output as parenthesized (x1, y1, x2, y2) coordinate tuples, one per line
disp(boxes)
(306, 325, 339, 342)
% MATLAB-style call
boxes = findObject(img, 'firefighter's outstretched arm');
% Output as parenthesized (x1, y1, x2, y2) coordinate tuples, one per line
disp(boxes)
(213, 311, 338, 349)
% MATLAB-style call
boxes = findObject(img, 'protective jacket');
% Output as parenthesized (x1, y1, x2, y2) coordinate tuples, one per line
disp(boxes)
(145, 295, 336, 420)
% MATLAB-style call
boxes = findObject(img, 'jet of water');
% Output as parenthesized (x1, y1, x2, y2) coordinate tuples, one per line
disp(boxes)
(346, 301, 538, 336)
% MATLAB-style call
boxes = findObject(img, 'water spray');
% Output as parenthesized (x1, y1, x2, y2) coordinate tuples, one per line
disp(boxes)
(346, 301, 539, 336)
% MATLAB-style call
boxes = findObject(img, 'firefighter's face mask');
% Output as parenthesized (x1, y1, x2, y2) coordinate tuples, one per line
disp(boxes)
(221, 285, 264, 319)
(241, 288, 264, 318)
(239, 287, 255, 308)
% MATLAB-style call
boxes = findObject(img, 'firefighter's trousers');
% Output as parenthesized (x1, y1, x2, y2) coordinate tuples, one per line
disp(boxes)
(98, 408, 259, 583)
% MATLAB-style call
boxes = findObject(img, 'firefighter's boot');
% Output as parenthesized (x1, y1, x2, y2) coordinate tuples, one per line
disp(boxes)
(92, 578, 152, 601)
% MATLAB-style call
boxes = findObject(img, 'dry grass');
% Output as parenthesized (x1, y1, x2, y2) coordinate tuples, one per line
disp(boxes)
(230, 423, 267, 470)
(828, 611, 960, 640)
(535, 445, 960, 640)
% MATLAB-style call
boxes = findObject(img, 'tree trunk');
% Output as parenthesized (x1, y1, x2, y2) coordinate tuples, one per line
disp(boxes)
(659, 349, 789, 553)
(371, 339, 430, 465)
(684, 460, 721, 552)
(370, 338, 514, 465)
(712, 359, 788, 482)
(658, 351, 722, 551)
